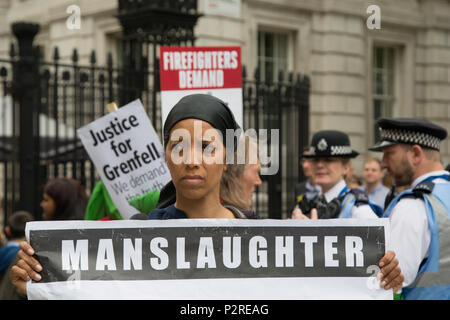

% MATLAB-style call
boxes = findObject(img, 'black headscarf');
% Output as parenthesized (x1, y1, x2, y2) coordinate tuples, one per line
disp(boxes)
(163, 94, 239, 147)
(157, 94, 240, 209)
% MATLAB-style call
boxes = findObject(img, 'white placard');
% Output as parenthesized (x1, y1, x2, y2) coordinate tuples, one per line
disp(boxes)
(77, 100, 172, 219)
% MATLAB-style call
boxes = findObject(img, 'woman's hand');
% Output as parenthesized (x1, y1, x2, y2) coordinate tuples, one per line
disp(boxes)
(10, 241, 43, 296)
(377, 250, 404, 293)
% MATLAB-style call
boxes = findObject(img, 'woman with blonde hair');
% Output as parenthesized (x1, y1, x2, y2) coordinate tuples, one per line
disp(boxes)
(220, 135, 262, 219)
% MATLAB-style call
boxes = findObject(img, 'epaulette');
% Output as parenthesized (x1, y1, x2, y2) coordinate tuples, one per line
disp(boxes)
(413, 181, 435, 194)
(398, 181, 435, 200)
(340, 188, 369, 207)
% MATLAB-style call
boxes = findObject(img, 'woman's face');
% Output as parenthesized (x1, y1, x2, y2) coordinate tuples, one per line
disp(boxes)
(165, 119, 226, 201)
(40, 193, 56, 220)
(311, 157, 349, 192)
(241, 161, 262, 208)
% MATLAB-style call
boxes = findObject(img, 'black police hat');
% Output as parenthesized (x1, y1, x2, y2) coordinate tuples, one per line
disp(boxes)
(369, 118, 447, 152)
(303, 130, 359, 158)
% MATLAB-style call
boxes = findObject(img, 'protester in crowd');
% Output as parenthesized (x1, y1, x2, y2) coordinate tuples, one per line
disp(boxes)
(347, 175, 362, 189)
(292, 130, 383, 219)
(370, 117, 450, 300)
(220, 135, 262, 219)
(295, 147, 321, 201)
(84, 180, 124, 221)
(292, 147, 321, 214)
(0, 211, 33, 299)
(84, 179, 160, 220)
(10, 95, 404, 296)
(359, 157, 390, 209)
(41, 177, 88, 221)
(344, 161, 358, 187)
(9, 178, 87, 297)
(0, 229, 6, 248)
(147, 93, 247, 219)
(0, 197, 5, 244)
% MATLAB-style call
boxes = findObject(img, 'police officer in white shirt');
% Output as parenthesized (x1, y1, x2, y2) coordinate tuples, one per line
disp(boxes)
(288, 130, 404, 295)
(293, 130, 382, 220)
(369, 117, 450, 300)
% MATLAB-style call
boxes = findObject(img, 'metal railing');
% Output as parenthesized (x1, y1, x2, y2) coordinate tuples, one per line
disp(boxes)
(0, 21, 309, 222)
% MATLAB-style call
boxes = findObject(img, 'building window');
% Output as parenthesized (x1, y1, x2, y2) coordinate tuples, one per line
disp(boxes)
(257, 31, 288, 82)
(372, 46, 395, 142)
(106, 33, 123, 68)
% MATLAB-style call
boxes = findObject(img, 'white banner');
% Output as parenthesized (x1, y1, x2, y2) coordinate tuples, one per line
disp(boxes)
(77, 100, 172, 219)
(160, 88, 243, 129)
(25, 218, 392, 300)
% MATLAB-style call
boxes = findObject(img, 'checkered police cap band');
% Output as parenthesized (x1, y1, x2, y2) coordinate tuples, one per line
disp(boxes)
(310, 145, 353, 155)
(330, 145, 353, 155)
(380, 128, 441, 150)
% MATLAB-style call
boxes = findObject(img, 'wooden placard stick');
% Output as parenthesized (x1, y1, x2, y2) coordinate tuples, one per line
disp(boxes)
(106, 102, 118, 113)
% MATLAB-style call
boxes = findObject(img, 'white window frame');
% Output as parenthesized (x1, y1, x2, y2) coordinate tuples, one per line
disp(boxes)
(243, 5, 311, 80)
(372, 45, 396, 141)
(257, 30, 290, 82)
(367, 30, 414, 146)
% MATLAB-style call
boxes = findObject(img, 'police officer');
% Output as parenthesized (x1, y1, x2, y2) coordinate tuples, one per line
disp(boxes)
(293, 130, 382, 219)
(291, 147, 321, 215)
(369, 117, 450, 300)
(295, 147, 321, 201)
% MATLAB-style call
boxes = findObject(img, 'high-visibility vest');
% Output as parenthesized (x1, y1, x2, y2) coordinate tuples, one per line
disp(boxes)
(339, 188, 383, 218)
(383, 180, 450, 300)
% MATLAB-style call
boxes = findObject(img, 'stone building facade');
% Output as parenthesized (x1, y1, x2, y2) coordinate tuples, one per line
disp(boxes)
(1, 0, 449, 173)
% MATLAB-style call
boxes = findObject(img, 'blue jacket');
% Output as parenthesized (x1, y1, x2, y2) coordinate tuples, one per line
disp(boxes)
(0, 242, 20, 273)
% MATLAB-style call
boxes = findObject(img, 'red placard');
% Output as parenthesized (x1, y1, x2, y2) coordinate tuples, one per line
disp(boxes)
(159, 46, 242, 91)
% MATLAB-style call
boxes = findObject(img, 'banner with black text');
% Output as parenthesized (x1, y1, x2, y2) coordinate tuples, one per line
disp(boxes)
(25, 218, 392, 300)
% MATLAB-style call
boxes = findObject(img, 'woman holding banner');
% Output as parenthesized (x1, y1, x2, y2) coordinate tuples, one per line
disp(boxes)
(147, 93, 246, 219)
(11, 94, 404, 296)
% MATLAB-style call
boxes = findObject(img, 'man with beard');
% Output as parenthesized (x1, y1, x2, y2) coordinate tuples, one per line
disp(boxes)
(369, 117, 450, 300)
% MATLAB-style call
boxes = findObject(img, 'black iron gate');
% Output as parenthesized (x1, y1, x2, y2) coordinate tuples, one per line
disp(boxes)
(0, 22, 159, 220)
(0, 0, 309, 223)
(242, 68, 310, 219)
